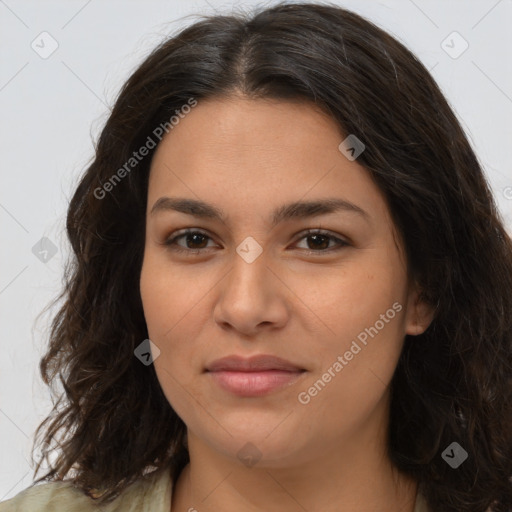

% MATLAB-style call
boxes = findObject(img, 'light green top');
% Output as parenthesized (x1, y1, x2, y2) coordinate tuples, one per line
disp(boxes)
(0, 467, 431, 511)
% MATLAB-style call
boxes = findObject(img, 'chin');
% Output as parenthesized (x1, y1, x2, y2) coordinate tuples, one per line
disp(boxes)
(199, 425, 311, 468)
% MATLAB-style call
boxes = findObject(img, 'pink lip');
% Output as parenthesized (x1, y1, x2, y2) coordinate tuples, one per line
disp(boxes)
(206, 355, 306, 397)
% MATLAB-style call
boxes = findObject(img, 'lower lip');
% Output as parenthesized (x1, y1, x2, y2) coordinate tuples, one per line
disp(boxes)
(208, 370, 305, 397)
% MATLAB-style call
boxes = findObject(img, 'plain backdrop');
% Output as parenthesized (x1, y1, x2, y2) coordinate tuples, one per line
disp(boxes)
(1, 0, 511, 500)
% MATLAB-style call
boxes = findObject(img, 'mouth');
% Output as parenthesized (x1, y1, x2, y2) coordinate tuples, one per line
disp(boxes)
(205, 354, 307, 397)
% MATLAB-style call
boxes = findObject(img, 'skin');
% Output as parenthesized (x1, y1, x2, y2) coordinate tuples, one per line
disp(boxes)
(139, 95, 434, 512)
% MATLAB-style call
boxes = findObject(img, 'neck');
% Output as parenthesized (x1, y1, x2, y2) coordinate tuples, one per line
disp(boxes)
(171, 430, 418, 512)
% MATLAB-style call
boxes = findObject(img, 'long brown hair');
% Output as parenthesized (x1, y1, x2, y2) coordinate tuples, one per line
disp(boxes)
(28, 3, 512, 511)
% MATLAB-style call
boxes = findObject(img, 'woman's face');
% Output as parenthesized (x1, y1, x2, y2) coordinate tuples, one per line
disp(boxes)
(140, 96, 432, 467)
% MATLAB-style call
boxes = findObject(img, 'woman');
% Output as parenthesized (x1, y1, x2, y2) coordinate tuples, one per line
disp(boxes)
(1, 2, 511, 511)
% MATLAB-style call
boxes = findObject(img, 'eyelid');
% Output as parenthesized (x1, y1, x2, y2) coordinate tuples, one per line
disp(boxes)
(162, 227, 350, 254)
(161, 228, 218, 251)
(296, 228, 350, 246)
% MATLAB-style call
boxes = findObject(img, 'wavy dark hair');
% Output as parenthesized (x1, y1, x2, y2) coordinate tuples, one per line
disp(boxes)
(25, 2, 512, 511)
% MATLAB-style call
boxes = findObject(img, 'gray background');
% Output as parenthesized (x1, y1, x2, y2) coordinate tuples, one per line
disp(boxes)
(1, 0, 511, 500)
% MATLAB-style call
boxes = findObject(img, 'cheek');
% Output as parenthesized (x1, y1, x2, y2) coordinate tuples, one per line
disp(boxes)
(140, 254, 203, 417)
(139, 250, 214, 380)
(140, 250, 210, 339)
(294, 254, 407, 414)
(294, 252, 406, 342)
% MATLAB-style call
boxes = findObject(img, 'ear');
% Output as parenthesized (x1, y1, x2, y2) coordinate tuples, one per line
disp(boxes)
(404, 283, 436, 336)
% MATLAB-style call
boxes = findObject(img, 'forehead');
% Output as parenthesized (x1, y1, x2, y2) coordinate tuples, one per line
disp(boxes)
(147, 96, 389, 226)
(150, 95, 343, 173)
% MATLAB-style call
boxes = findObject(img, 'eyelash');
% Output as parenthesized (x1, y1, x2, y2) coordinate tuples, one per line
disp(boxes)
(162, 228, 349, 256)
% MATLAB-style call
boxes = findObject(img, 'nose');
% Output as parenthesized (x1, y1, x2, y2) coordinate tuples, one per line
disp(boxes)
(213, 247, 289, 338)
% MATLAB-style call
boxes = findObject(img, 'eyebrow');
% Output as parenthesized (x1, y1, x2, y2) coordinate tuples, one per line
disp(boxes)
(149, 196, 369, 227)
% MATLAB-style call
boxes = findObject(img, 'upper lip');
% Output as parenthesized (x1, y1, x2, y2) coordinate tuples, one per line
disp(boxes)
(206, 355, 305, 372)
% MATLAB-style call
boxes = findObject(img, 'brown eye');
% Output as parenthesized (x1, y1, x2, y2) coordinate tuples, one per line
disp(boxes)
(294, 229, 349, 254)
(164, 229, 216, 254)
(163, 228, 349, 256)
